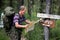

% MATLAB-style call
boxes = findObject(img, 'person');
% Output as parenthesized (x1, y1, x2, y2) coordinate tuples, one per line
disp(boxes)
(13, 5, 31, 40)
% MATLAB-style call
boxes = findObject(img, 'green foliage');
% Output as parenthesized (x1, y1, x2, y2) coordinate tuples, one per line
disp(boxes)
(26, 23, 44, 40)
(0, 0, 60, 40)
(0, 28, 10, 40)
(24, 10, 60, 40)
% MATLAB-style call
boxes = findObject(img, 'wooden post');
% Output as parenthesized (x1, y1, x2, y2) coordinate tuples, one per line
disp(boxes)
(44, 0, 51, 40)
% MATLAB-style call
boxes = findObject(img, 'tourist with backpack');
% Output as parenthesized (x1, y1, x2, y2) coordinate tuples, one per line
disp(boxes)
(13, 5, 31, 40)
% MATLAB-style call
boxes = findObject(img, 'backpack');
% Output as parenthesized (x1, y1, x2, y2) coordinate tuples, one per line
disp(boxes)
(3, 13, 15, 32)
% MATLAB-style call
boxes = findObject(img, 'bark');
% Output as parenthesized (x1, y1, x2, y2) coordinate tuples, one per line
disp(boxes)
(10, 0, 12, 6)
(44, 0, 51, 40)
(28, 0, 33, 16)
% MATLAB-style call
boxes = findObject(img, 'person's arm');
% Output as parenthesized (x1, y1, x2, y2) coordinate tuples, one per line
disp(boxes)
(13, 14, 28, 28)
(25, 20, 32, 24)
(15, 22, 28, 28)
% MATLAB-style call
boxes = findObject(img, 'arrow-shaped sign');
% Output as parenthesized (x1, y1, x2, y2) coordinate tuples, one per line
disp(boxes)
(37, 13, 60, 19)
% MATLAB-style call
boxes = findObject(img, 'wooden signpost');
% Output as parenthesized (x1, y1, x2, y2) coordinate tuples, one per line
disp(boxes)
(37, 0, 56, 40)
(43, 0, 50, 40)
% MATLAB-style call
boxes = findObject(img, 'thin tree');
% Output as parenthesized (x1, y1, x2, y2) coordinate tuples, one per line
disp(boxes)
(10, 0, 12, 6)
(18, 0, 24, 11)
(44, 0, 51, 40)
(39, 0, 44, 13)
(28, 0, 33, 16)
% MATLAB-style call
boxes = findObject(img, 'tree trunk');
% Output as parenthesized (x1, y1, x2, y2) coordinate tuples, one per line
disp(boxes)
(18, 0, 24, 11)
(10, 0, 12, 6)
(44, 0, 51, 40)
(57, 0, 60, 15)
(0, 0, 2, 8)
(39, 0, 44, 13)
(28, 0, 33, 16)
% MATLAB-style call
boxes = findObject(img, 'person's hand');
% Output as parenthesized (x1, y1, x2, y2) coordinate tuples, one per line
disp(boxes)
(40, 18, 44, 23)
(24, 24, 29, 29)
(25, 22, 33, 28)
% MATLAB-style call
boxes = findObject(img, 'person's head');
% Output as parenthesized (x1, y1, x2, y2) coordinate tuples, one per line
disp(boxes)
(19, 6, 26, 15)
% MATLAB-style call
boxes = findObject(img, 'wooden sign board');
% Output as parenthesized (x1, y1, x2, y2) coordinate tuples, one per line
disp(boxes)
(37, 13, 60, 19)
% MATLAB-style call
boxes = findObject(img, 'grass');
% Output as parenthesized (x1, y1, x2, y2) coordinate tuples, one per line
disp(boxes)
(0, 28, 10, 40)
